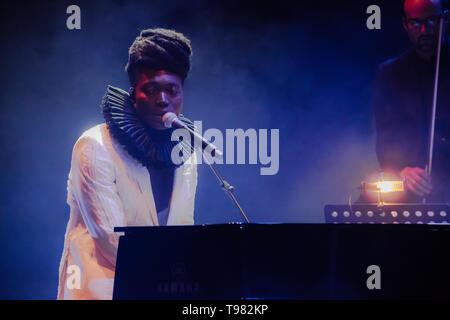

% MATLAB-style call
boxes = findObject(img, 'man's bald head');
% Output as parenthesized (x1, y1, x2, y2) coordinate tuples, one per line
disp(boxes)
(403, 0, 442, 17)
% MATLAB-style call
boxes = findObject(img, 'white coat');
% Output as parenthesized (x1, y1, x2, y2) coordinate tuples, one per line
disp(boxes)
(57, 123, 197, 299)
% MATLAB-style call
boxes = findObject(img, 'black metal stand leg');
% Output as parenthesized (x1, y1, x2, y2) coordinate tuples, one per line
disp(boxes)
(207, 163, 250, 223)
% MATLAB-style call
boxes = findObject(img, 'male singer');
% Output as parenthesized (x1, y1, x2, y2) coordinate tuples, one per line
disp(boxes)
(58, 28, 198, 299)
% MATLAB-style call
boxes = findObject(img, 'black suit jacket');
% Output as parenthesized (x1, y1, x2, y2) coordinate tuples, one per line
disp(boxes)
(373, 39, 450, 202)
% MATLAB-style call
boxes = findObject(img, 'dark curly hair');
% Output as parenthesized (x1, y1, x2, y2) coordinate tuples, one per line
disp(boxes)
(125, 28, 193, 86)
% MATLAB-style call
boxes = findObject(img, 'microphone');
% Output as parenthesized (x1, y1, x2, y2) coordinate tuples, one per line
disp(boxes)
(162, 112, 223, 158)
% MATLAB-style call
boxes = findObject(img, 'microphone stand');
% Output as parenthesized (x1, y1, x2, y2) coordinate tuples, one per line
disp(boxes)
(207, 161, 250, 223)
(423, 14, 445, 203)
(164, 112, 249, 222)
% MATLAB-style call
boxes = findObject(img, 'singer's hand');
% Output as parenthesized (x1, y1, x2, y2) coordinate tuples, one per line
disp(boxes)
(399, 166, 432, 197)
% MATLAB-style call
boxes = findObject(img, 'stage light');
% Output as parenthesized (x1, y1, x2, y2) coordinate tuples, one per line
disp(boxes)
(362, 180, 405, 193)
(377, 180, 404, 193)
(360, 172, 405, 206)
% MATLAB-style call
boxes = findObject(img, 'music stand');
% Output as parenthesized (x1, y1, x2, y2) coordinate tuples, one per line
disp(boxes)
(324, 203, 450, 224)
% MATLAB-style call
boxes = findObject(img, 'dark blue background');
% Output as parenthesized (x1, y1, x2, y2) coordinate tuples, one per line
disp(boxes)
(0, 0, 422, 299)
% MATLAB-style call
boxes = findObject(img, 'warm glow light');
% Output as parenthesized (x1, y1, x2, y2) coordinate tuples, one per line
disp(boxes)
(363, 180, 405, 193)
(376, 180, 404, 193)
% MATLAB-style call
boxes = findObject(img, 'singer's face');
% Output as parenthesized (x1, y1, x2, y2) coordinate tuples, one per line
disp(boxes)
(134, 68, 184, 130)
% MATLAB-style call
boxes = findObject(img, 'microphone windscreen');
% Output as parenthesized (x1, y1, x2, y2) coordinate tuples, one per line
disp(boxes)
(162, 112, 177, 128)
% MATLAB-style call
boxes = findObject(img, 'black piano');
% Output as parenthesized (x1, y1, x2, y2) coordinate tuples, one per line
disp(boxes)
(113, 223, 450, 300)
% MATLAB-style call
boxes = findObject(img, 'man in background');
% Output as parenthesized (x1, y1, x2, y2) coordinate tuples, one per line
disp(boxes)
(373, 0, 449, 202)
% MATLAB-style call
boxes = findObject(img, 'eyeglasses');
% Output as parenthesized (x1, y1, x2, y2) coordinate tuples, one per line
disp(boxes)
(407, 15, 442, 30)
